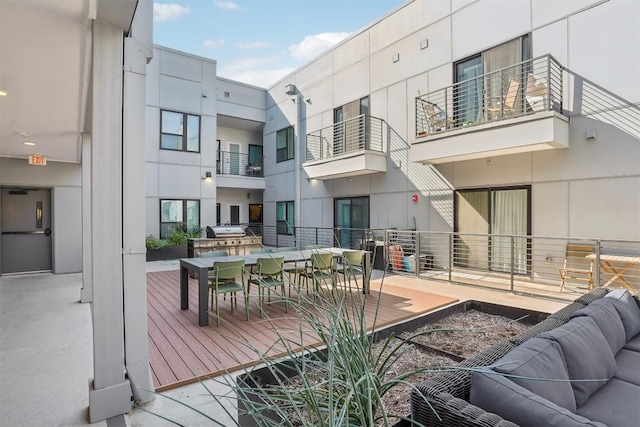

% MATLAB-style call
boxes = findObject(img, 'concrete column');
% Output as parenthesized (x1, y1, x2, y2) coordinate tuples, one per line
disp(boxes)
(122, 35, 154, 404)
(81, 134, 92, 303)
(88, 20, 131, 423)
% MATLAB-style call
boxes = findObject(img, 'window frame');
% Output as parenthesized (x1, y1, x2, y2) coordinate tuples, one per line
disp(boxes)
(276, 201, 294, 235)
(159, 199, 201, 239)
(276, 126, 294, 163)
(160, 110, 201, 153)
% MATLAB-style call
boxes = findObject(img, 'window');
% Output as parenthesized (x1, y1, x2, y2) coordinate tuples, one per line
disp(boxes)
(334, 196, 370, 248)
(276, 126, 294, 162)
(161, 110, 200, 152)
(333, 96, 369, 155)
(454, 186, 530, 274)
(276, 201, 294, 235)
(454, 35, 531, 125)
(160, 199, 200, 238)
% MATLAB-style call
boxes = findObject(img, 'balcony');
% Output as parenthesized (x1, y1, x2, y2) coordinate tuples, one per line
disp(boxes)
(412, 55, 569, 164)
(216, 150, 265, 190)
(304, 115, 387, 180)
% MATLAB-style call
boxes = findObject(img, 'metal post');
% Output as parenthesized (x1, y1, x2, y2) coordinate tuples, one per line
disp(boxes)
(595, 240, 601, 287)
(510, 236, 515, 292)
(415, 232, 421, 277)
(449, 233, 453, 282)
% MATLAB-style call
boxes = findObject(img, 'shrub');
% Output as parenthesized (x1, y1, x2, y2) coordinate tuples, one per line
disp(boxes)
(145, 235, 166, 250)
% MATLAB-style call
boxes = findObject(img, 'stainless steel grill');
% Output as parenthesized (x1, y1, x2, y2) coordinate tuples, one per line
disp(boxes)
(189, 226, 262, 257)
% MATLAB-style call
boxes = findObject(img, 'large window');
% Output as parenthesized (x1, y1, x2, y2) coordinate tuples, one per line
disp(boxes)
(334, 96, 369, 155)
(334, 196, 370, 248)
(160, 199, 200, 238)
(276, 127, 294, 163)
(454, 186, 530, 274)
(454, 35, 530, 125)
(276, 201, 294, 235)
(161, 110, 200, 152)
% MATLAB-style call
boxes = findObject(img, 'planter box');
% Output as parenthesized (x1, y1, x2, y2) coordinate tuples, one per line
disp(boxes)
(146, 245, 187, 262)
(236, 301, 547, 426)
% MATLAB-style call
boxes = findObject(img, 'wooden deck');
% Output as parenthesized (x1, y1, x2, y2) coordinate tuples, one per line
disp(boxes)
(147, 270, 457, 391)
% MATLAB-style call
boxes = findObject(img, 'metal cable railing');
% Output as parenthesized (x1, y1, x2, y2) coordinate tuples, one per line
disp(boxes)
(416, 54, 564, 137)
(217, 151, 264, 177)
(305, 115, 385, 162)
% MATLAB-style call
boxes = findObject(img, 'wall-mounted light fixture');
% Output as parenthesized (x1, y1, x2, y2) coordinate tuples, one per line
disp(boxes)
(202, 171, 212, 182)
(392, 53, 400, 63)
(285, 84, 296, 95)
(585, 130, 597, 141)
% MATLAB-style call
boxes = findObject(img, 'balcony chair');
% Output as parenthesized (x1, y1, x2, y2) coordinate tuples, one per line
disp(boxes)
(335, 250, 365, 292)
(526, 73, 548, 112)
(486, 77, 520, 119)
(558, 243, 595, 292)
(422, 101, 454, 134)
(301, 252, 335, 294)
(208, 259, 249, 327)
(248, 256, 287, 318)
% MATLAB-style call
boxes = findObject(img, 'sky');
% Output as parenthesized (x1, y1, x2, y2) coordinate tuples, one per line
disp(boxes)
(152, 0, 406, 88)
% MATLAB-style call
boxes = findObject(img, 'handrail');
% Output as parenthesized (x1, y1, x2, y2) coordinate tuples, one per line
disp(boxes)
(305, 114, 385, 162)
(416, 54, 564, 137)
(216, 150, 264, 177)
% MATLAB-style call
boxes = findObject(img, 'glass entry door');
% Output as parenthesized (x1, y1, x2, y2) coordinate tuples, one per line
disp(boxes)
(334, 196, 369, 248)
(455, 187, 529, 274)
(229, 143, 240, 175)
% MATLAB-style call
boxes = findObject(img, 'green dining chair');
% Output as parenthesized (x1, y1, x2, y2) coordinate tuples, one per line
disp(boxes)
(209, 259, 249, 327)
(336, 250, 364, 291)
(248, 256, 286, 318)
(300, 252, 334, 294)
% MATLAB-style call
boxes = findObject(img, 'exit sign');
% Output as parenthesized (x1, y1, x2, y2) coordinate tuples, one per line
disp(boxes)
(28, 155, 47, 165)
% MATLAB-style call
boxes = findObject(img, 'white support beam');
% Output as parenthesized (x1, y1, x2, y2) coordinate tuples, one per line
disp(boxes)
(122, 35, 154, 404)
(88, 20, 130, 423)
(81, 133, 92, 303)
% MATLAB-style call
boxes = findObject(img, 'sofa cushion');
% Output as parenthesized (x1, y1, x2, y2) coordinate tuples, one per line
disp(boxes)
(470, 370, 606, 427)
(614, 348, 640, 386)
(605, 289, 640, 341)
(571, 298, 626, 354)
(625, 333, 640, 352)
(538, 317, 616, 407)
(575, 377, 640, 426)
(491, 337, 576, 411)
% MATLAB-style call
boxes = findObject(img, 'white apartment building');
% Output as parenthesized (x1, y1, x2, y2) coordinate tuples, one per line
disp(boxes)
(1, 0, 638, 421)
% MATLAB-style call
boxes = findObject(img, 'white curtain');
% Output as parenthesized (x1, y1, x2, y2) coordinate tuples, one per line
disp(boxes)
(491, 189, 527, 273)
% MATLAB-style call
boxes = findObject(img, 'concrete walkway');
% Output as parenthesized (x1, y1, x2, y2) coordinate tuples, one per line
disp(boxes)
(0, 272, 105, 427)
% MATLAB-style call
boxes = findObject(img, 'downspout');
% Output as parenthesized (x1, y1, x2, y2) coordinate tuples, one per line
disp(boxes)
(294, 91, 302, 229)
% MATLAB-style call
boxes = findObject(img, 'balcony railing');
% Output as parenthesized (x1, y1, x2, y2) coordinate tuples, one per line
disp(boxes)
(216, 151, 263, 177)
(416, 54, 564, 137)
(306, 114, 385, 162)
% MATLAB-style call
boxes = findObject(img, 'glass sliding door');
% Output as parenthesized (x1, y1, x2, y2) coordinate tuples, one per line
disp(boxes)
(455, 56, 483, 126)
(491, 188, 529, 274)
(334, 196, 369, 248)
(455, 190, 489, 269)
(454, 187, 530, 274)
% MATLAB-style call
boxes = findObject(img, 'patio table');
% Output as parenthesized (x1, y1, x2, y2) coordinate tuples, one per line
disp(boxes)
(585, 253, 640, 291)
(180, 247, 371, 326)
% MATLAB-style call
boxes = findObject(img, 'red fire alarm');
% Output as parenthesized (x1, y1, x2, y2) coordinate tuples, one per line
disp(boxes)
(412, 194, 419, 202)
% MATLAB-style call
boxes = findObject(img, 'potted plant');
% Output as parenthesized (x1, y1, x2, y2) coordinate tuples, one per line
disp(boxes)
(145, 223, 203, 261)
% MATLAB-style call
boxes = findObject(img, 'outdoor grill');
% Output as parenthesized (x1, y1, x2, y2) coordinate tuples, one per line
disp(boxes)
(188, 226, 262, 257)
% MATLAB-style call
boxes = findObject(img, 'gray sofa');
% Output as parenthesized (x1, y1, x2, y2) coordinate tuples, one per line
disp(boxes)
(411, 288, 640, 427)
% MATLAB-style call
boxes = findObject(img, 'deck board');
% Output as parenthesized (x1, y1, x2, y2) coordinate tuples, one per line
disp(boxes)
(147, 270, 457, 391)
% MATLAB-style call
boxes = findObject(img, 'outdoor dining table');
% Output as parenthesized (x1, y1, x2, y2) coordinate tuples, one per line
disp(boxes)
(180, 247, 371, 326)
(585, 253, 640, 291)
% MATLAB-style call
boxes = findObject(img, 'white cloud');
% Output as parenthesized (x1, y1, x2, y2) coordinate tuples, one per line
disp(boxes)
(235, 41, 272, 49)
(288, 32, 351, 61)
(153, 3, 190, 22)
(203, 39, 225, 49)
(219, 56, 294, 87)
(214, 1, 239, 11)
(222, 68, 296, 88)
